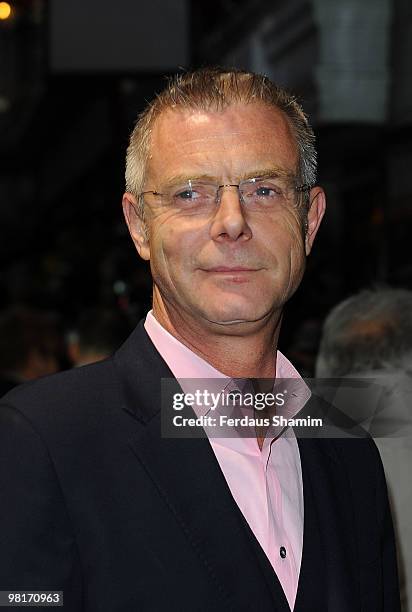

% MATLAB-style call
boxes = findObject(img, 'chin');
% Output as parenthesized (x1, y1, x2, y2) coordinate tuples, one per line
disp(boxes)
(199, 302, 271, 327)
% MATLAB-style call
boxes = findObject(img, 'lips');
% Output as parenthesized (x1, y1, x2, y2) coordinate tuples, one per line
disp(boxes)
(206, 266, 258, 272)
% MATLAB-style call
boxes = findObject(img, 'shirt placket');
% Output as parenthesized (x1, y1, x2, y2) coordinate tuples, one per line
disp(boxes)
(265, 441, 299, 610)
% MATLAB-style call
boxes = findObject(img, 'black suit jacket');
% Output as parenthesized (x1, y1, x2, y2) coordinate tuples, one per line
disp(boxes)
(0, 322, 401, 611)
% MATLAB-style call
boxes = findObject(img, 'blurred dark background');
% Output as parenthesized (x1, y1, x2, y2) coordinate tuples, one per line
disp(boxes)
(0, 0, 411, 377)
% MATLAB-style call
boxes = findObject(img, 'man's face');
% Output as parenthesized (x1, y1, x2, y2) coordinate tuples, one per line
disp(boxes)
(123, 102, 325, 332)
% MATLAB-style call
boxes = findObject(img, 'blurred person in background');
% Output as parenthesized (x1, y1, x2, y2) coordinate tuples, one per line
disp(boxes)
(0, 306, 60, 397)
(67, 307, 134, 367)
(316, 287, 412, 611)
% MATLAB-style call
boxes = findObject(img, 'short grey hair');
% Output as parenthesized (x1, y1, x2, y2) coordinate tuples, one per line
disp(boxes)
(125, 67, 317, 217)
(316, 288, 412, 377)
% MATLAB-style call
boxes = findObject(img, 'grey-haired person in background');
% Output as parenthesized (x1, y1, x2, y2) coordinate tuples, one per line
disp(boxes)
(316, 287, 412, 611)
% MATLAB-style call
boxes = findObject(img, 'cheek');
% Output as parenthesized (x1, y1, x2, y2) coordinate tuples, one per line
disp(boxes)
(285, 216, 306, 263)
(260, 212, 305, 269)
(281, 216, 307, 290)
(149, 216, 202, 279)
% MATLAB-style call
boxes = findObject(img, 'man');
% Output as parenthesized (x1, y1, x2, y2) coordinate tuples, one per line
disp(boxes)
(67, 308, 134, 367)
(316, 287, 412, 611)
(0, 306, 60, 397)
(0, 68, 400, 611)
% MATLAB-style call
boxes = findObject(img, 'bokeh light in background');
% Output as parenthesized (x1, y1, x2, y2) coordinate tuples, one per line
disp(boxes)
(0, 2, 11, 20)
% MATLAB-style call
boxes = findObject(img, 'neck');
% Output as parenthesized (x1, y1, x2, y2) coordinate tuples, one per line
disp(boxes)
(152, 296, 282, 379)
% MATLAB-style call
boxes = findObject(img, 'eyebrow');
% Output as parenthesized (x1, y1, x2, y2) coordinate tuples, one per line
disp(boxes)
(162, 166, 296, 189)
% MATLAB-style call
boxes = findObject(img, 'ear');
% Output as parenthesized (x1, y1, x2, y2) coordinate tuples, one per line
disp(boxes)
(122, 192, 151, 261)
(305, 186, 326, 256)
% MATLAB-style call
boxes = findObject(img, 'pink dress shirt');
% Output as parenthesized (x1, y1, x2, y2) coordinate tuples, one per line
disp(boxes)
(144, 311, 311, 610)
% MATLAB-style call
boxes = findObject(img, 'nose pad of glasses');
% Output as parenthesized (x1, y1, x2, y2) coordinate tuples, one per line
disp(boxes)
(215, 184, 245, 207)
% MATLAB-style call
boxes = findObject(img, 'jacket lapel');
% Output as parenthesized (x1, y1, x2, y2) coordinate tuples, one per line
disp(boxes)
(114, 322, 290, 611)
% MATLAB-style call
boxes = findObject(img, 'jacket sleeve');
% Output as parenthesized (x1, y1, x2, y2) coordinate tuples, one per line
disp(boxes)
(0, 403, 83, 611)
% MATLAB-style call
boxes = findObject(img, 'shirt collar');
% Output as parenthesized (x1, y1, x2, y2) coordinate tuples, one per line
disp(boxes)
(144, 310, 310, 419)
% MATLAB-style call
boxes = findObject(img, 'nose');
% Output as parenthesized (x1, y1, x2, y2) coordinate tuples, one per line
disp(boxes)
(209, 185, 252, 243)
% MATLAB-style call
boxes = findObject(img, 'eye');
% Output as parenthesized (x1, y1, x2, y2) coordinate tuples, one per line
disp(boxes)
(255, 185, 280, 197)
(240, 178, 289, 207)
(172, 183, 215, 207)
(175, 189, 198, 200)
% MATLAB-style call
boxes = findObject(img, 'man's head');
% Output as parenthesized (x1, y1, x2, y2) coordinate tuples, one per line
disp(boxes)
(316, 288, 412, 378)
(122, 67, 325, 335)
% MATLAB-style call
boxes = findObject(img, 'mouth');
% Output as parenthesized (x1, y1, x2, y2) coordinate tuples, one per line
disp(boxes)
(201, 266, 262, 283)
(205, 266, 260, 273)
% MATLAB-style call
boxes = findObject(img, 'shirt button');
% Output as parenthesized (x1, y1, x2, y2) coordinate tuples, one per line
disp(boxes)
(280, 546, 287, 559)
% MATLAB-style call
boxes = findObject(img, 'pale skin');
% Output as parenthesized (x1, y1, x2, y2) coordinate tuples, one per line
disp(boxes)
(123, 102, 326, 448)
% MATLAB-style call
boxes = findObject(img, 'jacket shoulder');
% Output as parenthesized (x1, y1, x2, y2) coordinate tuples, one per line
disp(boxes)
(0, 358, 119, 426)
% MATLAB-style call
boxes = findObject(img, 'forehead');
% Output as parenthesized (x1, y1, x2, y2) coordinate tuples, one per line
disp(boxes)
(146, 102, 298, 182)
